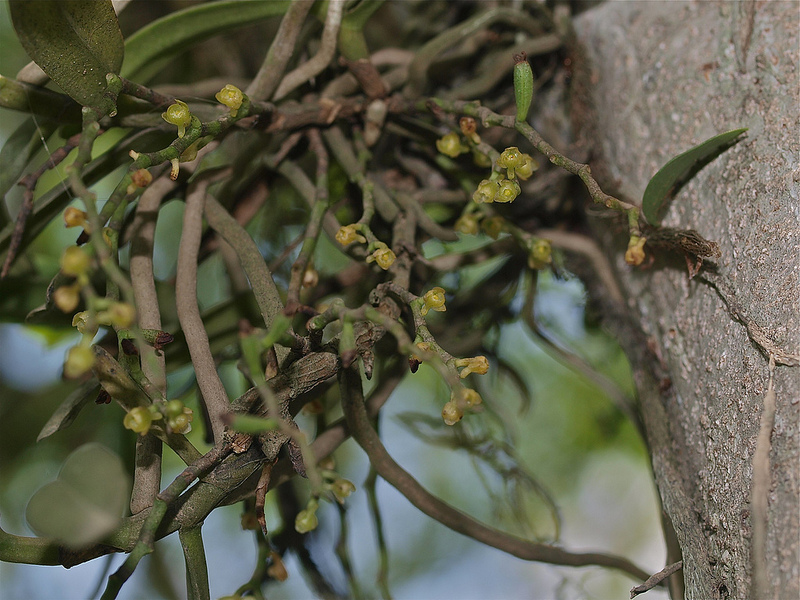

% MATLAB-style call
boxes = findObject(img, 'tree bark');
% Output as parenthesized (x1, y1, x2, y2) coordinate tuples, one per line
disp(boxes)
(574, 2, 799, 599)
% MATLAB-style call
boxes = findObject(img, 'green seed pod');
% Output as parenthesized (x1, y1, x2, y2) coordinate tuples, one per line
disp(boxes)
(513, 52, 534, 122)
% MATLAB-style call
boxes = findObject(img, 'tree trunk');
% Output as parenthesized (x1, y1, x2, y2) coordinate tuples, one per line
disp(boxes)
(574, 2, 799, 599)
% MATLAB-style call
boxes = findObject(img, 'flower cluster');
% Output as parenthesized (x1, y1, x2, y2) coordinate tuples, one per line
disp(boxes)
(122, 399, 194, 436)
(335, 224, 396, 270)
(472, 146, 538, 205)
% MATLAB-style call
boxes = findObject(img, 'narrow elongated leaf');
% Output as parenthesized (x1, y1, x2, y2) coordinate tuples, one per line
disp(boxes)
(37, 381, 100, 441)
(642, 128, 747, 225)
(122, 0, 290, 83)
(9, 0, 124, 108)
(26, 443, 129, 548)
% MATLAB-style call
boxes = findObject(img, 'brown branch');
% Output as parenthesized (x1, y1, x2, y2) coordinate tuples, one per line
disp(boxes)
(1, 132, 82, 280)
(128, 175, 177, 514)
(337, 365, 652, 582)
(630, 561, 683, 598)
(175, 178, 231, 443)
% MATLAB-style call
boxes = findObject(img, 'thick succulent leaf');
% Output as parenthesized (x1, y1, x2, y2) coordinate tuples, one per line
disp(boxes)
(26, 443, 129, 548)
(9, 0, 124, 108)
(122, 0, 290, 82)
(642, 128, 748, 225)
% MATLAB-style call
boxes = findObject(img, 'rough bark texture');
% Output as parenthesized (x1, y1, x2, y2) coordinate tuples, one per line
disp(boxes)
(574, 2, 799, 599)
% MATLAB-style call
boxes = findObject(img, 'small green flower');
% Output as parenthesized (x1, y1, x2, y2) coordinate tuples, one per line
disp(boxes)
(442, 400, 463, 426)
(455, 356, 490, 378)
(497, 146, 524, 170)
(331, 479, 356, 503)
(60, 246, 91, 277)
(335, 224, 366, 246)
(455, 213, 480, 235)
(515, 153, 538, 180)
(215, 84, 244, 117)
(295, 506, 319, 534)
(528, 238, 552, 270)
(473, 179, 499, 203)
(481, 216, 505, 239)
(123, 406, 152, 435)
(436, 132, 467, 158)
(495, 179, 521, 203)
(161, 100, 192, 137)
(64, 344, 94, 379)
(366, 242, 396, 270)
(421, 287, 446, 316)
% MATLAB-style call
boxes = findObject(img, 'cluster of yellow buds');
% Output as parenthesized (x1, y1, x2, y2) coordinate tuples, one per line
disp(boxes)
(122, 399, 194, 436)
(441, 386, 483, 426)
(335, 224, 396, 270)
(420, 286, 447, 316)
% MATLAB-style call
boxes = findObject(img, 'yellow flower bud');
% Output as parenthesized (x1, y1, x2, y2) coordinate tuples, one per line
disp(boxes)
(330, 478, 356, 503)
(436, 132, 467, 158)
(123, 406, 153, 435)
(366, 242, 396, 270)
(101, 302, 136, 328)
(167, 408, 193, 434)
(63, 207, 88, 229)
(625, 236, 647, 266)
(454, 214, 480, 235)
(302, 269, 319, 288)
(481, 216, 505, 239)
(215, 84, 244, 117)
(60, 246, 91, 277)
(295, 508, 319, 534)
(64, 344, 94, 379)
(335, 224, 366, 246)
(455, 356, 490, 378)
(442, 400, 463, 426)
(420, 287, 446, 316)
(53, 284, 81, 313)
(528, 238, 552, 270)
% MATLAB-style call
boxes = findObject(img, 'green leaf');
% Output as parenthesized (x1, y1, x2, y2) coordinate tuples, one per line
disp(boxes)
(37, 381, 100, 441)
(642, 128, 747, 225)
(26, 443, 129, 548)
(121, 0, 290, 83)
(9, 0, 124, 109)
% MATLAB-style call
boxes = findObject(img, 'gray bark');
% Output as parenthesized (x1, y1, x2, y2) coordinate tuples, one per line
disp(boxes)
(575, 2, 799, 599)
